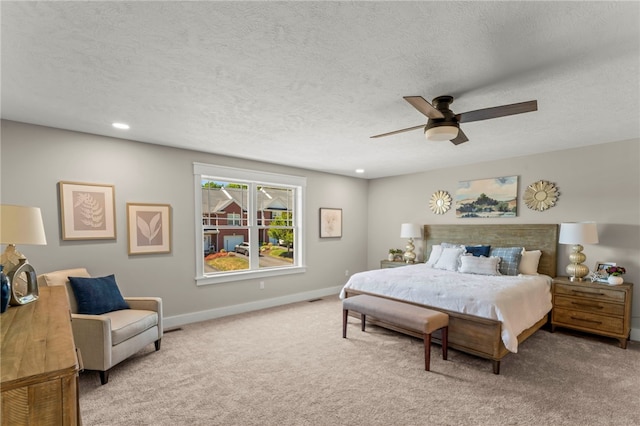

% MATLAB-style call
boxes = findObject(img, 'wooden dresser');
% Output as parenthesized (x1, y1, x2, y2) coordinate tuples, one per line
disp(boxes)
(551, 277, 633, 349)
(1, 286, 81, 425)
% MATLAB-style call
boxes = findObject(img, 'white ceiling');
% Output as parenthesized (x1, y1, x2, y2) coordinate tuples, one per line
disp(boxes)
(2, 1, 639, 179)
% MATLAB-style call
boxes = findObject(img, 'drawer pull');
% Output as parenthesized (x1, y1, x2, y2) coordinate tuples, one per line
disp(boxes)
(571, 302, 603, 309)
(570, 316, 602, 325)
(571, 290, 605, 296)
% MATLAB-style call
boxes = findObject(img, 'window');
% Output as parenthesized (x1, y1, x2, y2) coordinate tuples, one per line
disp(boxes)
(228, 213, 241, 226)
(194, 163, 306, 285)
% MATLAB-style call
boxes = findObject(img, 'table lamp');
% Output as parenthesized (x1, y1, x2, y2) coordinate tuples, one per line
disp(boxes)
(400, 223, 421, 264)
(559, 221, 598, 282)
(0, 205, 47, 305)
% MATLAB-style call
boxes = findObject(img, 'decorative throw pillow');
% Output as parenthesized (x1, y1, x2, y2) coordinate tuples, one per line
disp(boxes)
(425, 245, 443, 267)
(434, 247, 465, 272)
(519, 250, 542, 275)
(465, 245, 491, 257)
(459, 255, 501, 275)
(489, 247, 524, 276)
(68, 274, 130, 315)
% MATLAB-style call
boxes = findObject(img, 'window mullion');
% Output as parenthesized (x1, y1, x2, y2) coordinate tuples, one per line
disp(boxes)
(248, 183, 259, 270)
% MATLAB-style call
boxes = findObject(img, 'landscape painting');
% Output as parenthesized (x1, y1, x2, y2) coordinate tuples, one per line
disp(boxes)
(456, 176, 518, 218)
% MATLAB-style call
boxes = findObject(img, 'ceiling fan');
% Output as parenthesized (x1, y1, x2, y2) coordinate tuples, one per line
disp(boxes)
(371, 95, 537, 145)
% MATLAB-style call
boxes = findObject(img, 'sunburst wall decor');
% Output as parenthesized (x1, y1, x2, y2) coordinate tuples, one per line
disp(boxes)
(429, 190, 452, 215)
(524, 180, 559, 211)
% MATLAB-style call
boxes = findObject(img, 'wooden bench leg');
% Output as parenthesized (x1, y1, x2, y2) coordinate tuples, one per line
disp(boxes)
(442, 326, 448, 361)
(492, 360, 501, 375)
(424, 333, 431, 371)
(425, 326, 448, 372)
(361, 314, 366, 332)
(343, 309, 348, 338)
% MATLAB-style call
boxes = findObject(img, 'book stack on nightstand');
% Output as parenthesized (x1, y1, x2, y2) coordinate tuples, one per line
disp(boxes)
(551, 277, 633, 348)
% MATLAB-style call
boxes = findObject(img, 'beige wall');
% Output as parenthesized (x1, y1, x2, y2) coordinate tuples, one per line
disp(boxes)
(0, 120, 369, 327)
(2, 120, 638, 339)
(367, 138, 640, 338)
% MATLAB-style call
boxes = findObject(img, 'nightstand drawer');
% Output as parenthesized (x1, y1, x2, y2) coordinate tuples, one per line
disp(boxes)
(554, 283, 625, 303)
(553, 308, 624, 334)
(554, 295, 624, 316)
(380, 260, 409, 269)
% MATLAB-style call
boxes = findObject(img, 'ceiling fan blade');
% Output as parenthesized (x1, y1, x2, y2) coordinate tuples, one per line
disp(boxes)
(456, 100, 537, 124)
(450, 129, 469, 145)
(403, 96, 445, 119)
(370, 124, 425, 139)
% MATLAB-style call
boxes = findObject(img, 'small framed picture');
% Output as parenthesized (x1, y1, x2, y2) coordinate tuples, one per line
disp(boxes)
(594, 261, 616, 282)
(59, 181, 116, 240)
(127, 203, 172, 255)
(319, 208, 342, 238)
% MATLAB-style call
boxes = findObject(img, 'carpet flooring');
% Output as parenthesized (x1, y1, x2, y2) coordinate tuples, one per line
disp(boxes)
(79, 295, 640, 425)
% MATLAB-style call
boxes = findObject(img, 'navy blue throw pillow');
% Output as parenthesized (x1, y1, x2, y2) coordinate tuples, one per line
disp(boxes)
(465, 245, 491, 257)
(68, 274, 130, 315)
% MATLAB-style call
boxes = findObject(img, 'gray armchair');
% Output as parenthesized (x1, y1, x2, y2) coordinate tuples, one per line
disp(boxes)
(37, 268, 163, 384)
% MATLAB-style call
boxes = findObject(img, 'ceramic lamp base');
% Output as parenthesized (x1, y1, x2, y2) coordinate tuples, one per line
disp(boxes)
(403, 238, 416, 264)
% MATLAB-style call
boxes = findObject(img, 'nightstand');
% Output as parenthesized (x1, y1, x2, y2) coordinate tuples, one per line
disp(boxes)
(380, 260, 410, 269)
(551, 277, 633, 348)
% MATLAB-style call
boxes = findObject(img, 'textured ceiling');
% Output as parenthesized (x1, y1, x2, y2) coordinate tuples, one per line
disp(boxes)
(2, 1, 639, 179)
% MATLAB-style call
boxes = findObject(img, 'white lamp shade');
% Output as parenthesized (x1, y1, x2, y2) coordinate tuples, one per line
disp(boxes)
(425, 125, 458, 141)
(0, 205, 47, 245)
(558, 222, 598, 245)
(400, 223, 421, 239)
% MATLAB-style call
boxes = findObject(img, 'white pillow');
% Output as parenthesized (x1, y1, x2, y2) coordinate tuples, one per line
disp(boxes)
(434, 247, 465, 272)
(459, 255, 501, 276)
(519, 250, 542, 275)
(425, 245, 443, 267)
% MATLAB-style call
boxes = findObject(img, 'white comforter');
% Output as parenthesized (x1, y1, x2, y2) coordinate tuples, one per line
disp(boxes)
(339, 264, 552, 353)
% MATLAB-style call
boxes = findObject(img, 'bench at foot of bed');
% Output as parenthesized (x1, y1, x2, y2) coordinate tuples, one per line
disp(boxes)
(342, 294, 449, 371)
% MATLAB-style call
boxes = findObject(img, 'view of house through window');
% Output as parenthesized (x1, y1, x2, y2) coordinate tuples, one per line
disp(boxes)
(201, 179, 297, 274)
(194, 162, 305, 284)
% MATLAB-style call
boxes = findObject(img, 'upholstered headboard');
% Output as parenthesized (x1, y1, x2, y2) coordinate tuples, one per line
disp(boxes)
(424, 224, 558, 277)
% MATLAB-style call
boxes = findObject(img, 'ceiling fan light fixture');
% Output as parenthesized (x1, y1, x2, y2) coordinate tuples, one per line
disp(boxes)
(425, 124, 458, 141)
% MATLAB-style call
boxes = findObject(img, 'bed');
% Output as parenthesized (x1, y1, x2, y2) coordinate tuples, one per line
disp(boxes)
(340, 224, 558, 374)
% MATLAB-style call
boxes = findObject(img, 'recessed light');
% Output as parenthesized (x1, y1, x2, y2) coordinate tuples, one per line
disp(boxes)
(355, 169, 365, 174)
(112, 122, 130, 130)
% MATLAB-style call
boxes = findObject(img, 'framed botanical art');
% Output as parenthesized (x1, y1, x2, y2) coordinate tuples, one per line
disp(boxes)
(59, 181, 116, 240)
(127, 203, 172, 255)
(319, 208, 342, 238)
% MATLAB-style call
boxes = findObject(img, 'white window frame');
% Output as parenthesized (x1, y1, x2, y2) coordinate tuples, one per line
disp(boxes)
(194, 163, 306, 285)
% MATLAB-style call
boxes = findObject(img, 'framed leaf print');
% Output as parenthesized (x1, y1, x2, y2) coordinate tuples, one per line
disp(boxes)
(126, 203, 172, 255)
(319, 208, 342, 238)
(59, 181, 116, 240)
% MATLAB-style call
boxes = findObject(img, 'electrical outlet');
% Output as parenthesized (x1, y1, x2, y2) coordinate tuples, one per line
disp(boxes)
(345, 270, 349, 277)
(259, 281, 265, 289)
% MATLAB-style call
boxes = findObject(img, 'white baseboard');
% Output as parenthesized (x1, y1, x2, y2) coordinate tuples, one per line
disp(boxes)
(630, 327, 639, 343)
(163, 285, 343, 330)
